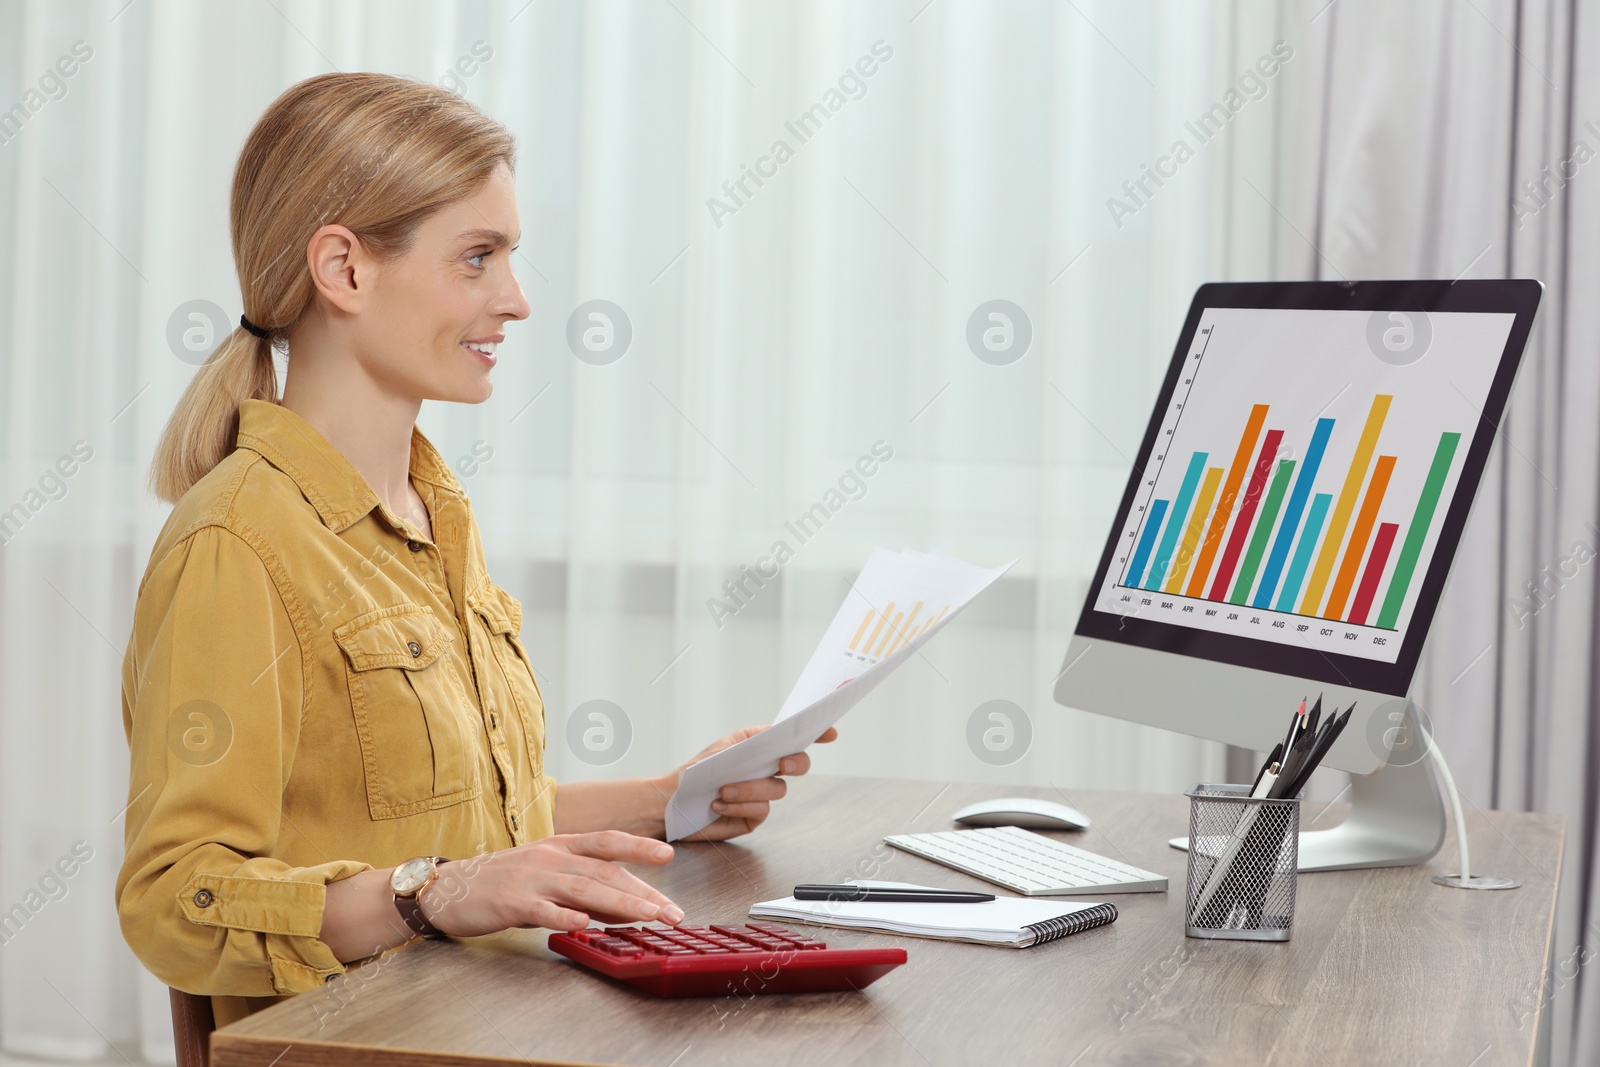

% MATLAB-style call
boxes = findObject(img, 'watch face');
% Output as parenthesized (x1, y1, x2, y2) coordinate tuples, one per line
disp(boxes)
(390, 857, 435, 895)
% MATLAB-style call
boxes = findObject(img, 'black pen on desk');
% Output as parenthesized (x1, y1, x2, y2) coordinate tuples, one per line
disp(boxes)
(793, 885, 995, 903)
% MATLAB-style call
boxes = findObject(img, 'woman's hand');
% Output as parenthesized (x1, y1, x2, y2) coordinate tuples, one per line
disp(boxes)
(666, 725, 839, 842)
(420, 831, 683, 936)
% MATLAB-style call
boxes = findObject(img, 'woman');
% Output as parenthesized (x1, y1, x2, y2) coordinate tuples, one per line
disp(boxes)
(115, 71, 832, 1028)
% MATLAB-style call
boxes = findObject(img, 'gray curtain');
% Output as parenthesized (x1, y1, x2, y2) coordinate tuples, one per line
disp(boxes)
(1281, 1, 1600, 1063)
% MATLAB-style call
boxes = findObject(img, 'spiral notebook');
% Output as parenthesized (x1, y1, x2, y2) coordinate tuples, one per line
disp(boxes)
(749, 881, 1118, 948)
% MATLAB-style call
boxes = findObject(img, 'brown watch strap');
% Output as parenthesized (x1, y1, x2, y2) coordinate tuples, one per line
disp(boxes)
(394, 857, 449, 939)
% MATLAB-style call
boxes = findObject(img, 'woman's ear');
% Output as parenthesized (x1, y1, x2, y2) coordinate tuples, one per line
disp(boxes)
(304, 224, 370, 315)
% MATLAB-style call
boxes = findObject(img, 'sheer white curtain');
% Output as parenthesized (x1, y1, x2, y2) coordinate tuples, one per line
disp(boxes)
(2, 0, 1323, 1061)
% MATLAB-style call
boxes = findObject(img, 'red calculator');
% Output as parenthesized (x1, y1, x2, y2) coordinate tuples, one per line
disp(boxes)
(548, 922, 907, 998)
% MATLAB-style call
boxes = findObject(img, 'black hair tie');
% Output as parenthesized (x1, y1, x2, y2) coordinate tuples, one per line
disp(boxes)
(239, 314, 271, 340)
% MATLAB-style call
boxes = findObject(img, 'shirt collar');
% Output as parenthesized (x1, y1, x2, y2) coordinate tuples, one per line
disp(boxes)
(235, 399, 465, 534)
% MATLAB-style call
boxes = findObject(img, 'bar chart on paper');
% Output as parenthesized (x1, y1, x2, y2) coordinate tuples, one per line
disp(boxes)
(1093, 306, 1515, 662)
(846, 602, 951, 664)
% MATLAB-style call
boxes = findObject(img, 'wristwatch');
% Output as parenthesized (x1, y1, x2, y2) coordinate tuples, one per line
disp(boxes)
(390, 856, 450, 939)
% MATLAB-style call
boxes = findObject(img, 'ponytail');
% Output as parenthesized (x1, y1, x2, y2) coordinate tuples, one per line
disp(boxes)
(147, 326, 277, 504)
(145, 72, 516, 504)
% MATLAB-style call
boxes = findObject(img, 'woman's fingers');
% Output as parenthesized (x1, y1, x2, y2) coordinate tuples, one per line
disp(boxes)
(719, 776, 787, 804)
(517, 896, 592, 932)
(700, 725, 766, 759)
(549, 872, 683, 925)
(777, 752, 810, 776)
(553, 829, 674, 866)
(671, 722, 840, 843)
(692, 811, 768, 840)
(553, 851, 680, 913)
(527, 833, 684, 923)
(710, 799, 772, 820)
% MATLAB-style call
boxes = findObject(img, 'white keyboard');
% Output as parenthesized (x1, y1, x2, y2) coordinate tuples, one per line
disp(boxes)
(885, 825, 1168, 895)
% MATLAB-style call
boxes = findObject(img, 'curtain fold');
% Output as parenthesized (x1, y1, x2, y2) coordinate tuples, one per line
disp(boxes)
(1289, 2, 1600, 1063)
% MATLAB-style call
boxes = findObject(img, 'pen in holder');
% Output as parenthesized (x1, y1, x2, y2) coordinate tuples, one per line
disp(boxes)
(1184, 783, 1300, 941)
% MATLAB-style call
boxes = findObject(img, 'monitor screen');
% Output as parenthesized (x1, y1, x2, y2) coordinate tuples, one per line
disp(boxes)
(1075, 281, 1541, 696)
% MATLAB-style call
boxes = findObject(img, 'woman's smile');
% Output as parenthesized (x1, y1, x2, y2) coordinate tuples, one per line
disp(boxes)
(462, 335, 501, 367)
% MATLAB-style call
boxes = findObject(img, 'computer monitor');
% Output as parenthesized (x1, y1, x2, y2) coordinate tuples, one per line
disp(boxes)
(1053, 279, 1542, 870)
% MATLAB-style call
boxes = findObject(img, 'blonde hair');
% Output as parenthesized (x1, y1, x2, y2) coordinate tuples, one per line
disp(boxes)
(148, 72, 516, 504)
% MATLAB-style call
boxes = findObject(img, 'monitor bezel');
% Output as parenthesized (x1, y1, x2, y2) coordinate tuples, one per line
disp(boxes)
(1073, 279, 1542, 697)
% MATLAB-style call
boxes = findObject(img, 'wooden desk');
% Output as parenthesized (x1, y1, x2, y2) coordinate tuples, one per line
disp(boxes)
(213, 775, 1564, 1067)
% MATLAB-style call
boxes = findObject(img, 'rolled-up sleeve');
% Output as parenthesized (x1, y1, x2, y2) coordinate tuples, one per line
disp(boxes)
(116, 524, 372, 996)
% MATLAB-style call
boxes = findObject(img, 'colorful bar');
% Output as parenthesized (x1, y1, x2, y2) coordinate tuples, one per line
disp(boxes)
(873, 611, 905, 656)
(1323, 455, 1396, 619)
(1186, 405, 1270, 597)
(1299, 395, 1393, 616)
(1165, 467, 1225, 594)
(1275, 493, 1333, 612)
(848, 611, 877, 651)
(1230, 459, 1296, 604)
(1125, 499, 1170, 587)
(913, 604, 948, 640)
(884, 602, 924, 656)
(1145, 452, 1209, 591)
(1208, 427, 1284, 600)
(1252, 418, 1334, 609)
(862, 603, 894, 654)
(1376, 432, 1463, 629)
(1348, 522, 1400, 625)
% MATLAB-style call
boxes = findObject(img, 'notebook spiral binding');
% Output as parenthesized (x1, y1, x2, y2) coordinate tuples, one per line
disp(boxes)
(1023, 902, 1119, 943)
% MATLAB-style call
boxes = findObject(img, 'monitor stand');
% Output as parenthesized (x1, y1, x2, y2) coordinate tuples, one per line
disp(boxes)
(1169, 702, 1447, 872)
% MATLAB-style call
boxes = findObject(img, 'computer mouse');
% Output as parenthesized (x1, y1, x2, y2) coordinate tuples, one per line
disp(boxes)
(950, 797, 1091, 831)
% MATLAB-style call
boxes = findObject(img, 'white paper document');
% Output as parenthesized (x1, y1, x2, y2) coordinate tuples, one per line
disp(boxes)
(665, 548, 1014, 841)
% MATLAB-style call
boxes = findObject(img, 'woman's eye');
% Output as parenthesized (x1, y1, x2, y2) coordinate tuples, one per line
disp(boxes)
(468, 251, 488, 269)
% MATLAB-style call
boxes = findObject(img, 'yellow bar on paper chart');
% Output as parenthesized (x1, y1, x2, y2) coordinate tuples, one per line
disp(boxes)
(873, 613, 905, 657)
(1164, 467, 1225, 594)
(1299, 395, 1392, 616)
(911, 605, 948, 643)
(885, 602, 924, 656)
(862, 603, 895, 657)
(848, 610, 877, 652)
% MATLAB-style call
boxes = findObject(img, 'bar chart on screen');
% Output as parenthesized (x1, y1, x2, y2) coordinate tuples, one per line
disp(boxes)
(1093, 306, 1516, 662)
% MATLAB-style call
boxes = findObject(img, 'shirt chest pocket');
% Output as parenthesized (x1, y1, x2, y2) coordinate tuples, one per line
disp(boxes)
(467, 582, 547, 769)
(332, 603, 480, 820)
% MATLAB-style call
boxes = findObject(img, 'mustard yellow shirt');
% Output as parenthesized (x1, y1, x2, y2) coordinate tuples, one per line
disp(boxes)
(116, 398, 556, 1027)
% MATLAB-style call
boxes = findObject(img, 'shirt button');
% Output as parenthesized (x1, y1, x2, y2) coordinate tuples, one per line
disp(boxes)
(192, 889, 214, 908)
(407, 540, 424, 552)
(489, 712, 498, 729)
(408, 641, 422, 657)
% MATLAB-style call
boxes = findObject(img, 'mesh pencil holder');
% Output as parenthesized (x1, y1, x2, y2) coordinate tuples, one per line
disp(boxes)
(1183, 783, 1300, 942)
